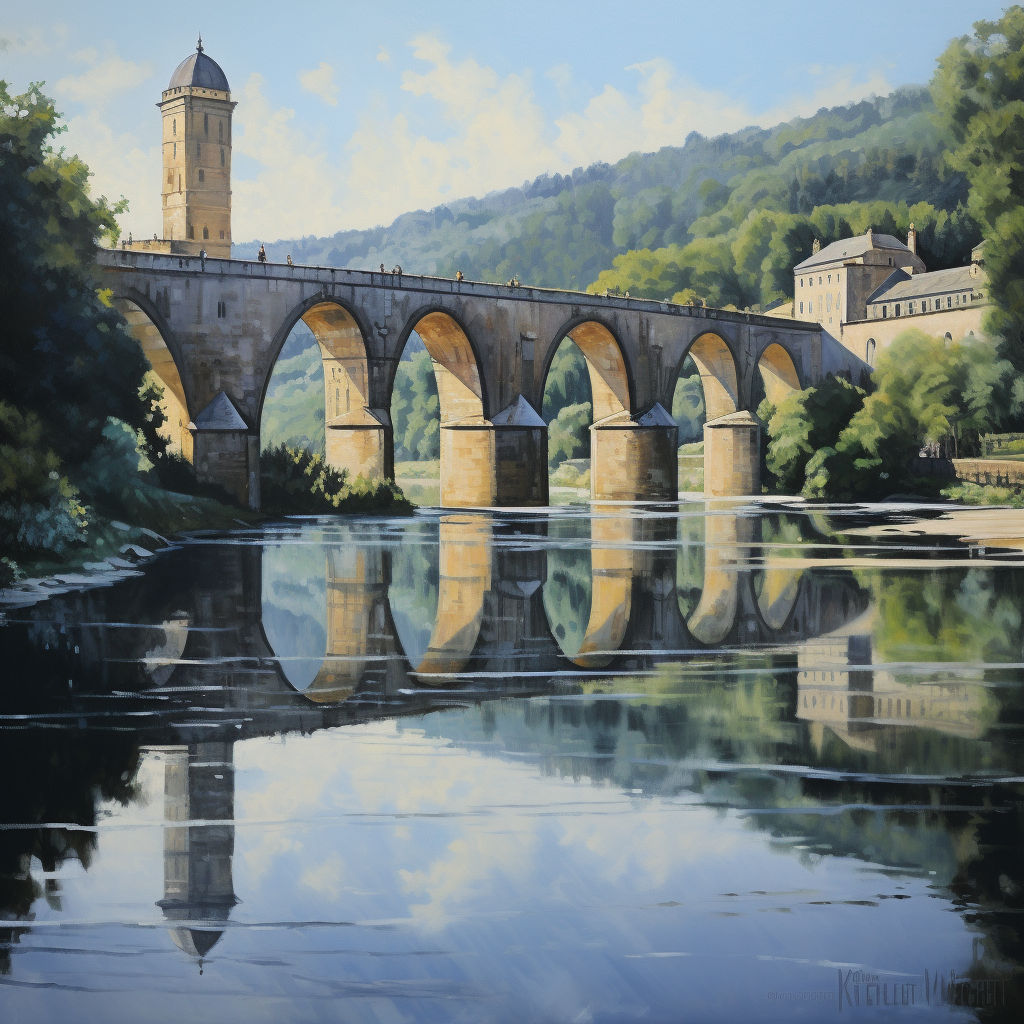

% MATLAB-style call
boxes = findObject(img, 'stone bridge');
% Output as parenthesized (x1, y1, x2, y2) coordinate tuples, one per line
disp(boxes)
(97, 249, 868, 508)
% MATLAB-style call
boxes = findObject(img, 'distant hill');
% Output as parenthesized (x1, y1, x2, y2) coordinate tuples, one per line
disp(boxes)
(236, 85, 970, 300)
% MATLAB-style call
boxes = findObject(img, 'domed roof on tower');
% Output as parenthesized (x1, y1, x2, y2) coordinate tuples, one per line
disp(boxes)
(168, 35, 230, 92)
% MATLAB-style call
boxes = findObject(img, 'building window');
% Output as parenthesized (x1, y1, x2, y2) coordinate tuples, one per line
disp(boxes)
(219, 230, 225, 239)
(178, 174, 182, 192)
(220, 147, 225, 167)
(219, 121, 224, 140)
(188, 224, 194, 239)
(836, 294, 841, 311)
(908, 301, 915, 314)
(818, 276, 822, 285)
(826, 294, 832, 312)
(895, 304, 901, 317)
(203, 226, 209, 239)
(335, 388, 340, 415)
(944, 332, 952, 342)
(799, 301, 804, 314)
(866, 338, 876, 366)
(198, 169, 205, 183)
(888, 257, 893, 265)
(217, 301, 226, 319)
(172, 118, 176, 136)
(173, 142, 176, 159)
(197, 142, 201, 158)
(882, 306, 887, 318)
(947, 296, 952, 308)
(204, 113, 209, 136)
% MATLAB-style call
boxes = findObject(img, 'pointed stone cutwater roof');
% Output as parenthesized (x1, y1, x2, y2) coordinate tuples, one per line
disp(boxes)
(704, 410, 760, 428)
(189, 391, 248, 432)
(168, 36, 230, 92)
(635, 402, 676, 428)
(491, 395, 546, 427)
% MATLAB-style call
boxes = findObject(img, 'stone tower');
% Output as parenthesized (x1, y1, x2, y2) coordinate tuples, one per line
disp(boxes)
(158, 37, 234, 258)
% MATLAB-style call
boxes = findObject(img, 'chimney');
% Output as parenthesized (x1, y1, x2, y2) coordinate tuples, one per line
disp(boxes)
(812, 238, 820, 255)
(907, 222, 917, 255)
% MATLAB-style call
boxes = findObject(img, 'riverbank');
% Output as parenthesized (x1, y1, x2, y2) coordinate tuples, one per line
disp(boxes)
(0, 485, 265, 608)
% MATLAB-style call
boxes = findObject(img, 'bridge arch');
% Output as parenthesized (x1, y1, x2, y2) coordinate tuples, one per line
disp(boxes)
(680, 332, 740, 420)
(262, 297, 386, 481)
(393, 307, 492, 505)
(113, 291, 193, 460)
(756, 342, 803, 409)
(543, 317, 633, 422)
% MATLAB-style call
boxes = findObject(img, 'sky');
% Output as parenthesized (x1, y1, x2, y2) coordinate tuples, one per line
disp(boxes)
(0, 1, 1007, 244)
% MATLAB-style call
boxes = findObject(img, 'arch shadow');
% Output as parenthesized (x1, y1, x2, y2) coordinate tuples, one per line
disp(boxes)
(543, 315, 634, 422)
(114, 289, 193, 459)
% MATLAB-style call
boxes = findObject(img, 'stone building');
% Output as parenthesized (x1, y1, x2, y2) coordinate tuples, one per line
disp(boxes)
(791, 227, 988, 366)
(123, 37, 234, 259)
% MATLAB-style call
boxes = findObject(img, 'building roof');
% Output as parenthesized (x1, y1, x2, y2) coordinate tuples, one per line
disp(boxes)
(794, 232, 911, 272)
(867, 265, 978, 304)
(168, 37, 230, 92)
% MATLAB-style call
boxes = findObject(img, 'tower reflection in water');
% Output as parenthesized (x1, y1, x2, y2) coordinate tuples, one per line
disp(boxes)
(153, 742, 237, 962)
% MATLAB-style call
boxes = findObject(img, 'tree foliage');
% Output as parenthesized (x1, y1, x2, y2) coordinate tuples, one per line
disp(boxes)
(795, 331, 1018, 499)
(762, 375, 866, 495)
(391, 342, 441, 461)
(542, 339, 592, 468)
(0, 82, 151, 562)
(932, 6, 1024, 364)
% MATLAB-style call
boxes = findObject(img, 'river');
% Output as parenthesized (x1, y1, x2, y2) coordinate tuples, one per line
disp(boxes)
(1, 501, 1022, 1023)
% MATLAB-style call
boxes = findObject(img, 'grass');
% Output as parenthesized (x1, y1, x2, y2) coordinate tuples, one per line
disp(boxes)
(941, 482, 1024, 507)
(394, 459, 440, 479)
(678, 443, 704, 493)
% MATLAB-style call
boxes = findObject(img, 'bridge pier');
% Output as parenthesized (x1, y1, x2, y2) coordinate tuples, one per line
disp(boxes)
(325, 410, 393, 484)
(703, 411, 761, 497)
(189, 392, 259, 508)
(590, 404, 678, 502)
(440, 398, 548, 508)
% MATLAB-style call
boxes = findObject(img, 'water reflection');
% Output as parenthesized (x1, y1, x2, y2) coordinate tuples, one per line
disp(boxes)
(1, 504, 1023, 1021)
(156, 742, 237, 960)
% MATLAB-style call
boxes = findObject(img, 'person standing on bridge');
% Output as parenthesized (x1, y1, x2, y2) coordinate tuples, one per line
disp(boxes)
(258, 244, 267, 264)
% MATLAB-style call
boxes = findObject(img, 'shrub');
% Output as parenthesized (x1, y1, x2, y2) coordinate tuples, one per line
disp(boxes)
(260, 444, 412, 515)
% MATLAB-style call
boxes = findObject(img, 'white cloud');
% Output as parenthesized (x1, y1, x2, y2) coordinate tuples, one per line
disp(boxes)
(0, 23, 69, 55)
(56, 52, 152, 107)
(63, 31, 891, 243)
(376, 47, 391, 64)
(299, 61, 339, 106)
(60, 108, 161, 236)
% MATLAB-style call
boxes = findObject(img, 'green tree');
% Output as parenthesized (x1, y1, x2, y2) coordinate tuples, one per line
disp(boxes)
(804, 330, 1016, 499)
(762, 375, 866, 495)
(391, 347, 440, 460)
(932, 6, 1024, 364)
(0, 83, 149, 562)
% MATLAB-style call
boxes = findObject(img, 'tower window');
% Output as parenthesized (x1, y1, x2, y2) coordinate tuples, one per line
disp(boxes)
(219, 230, 225, 239)
(172, 118, 176, 136)
(203, 226, 209, 239)
(204, 113, 209, 136)
(178, 174, 182, 192)
(220, 147, 225, 167)
(198, 169, 205, 183)
(219, 121, 223, 140)
(173, 142, 176, 159)
(217, 301, 226, 318)
(197, 142, 201, 158)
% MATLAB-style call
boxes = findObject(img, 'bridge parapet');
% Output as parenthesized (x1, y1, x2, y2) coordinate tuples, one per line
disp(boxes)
(95, 249, 867, 507)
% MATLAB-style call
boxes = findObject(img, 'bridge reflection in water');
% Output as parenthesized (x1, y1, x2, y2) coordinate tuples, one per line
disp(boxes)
(3, 505, 1023, 1006)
